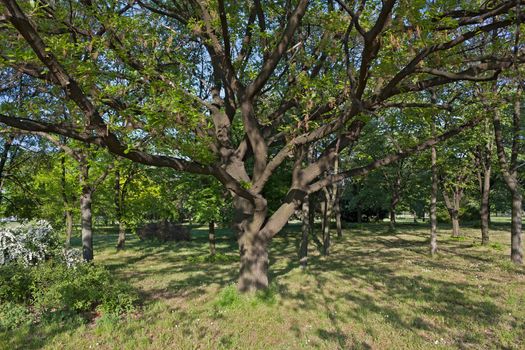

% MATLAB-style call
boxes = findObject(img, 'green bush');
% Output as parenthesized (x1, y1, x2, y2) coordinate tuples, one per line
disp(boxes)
(0, 262, 33, 304)
(0, 261, 137, 331)
(31, 261, 137, 315)
(0, 302, 34, 330)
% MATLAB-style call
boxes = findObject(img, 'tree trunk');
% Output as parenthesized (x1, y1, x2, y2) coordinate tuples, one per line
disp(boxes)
(334, 190, 342, 239)
(65, 209, 73, 247)
(332, 156, 342, 239)
(0, 136, 13, 207)
(234, 194, 269, 292)
(480, 165, 491, 245)
(238, 230, 269, 292)
(492, 91, 522, 264)
(116, 221, 126, 250)
(209, 221, 216, 256)
(389, 174, 401, 230)
(389, 208, 396, 228)
(443, 190, 462, 237)
(451, 210, 460, 238)
(115, 169, 126, 250)
(61, 154, 74, 247)
(79, 155, 93, 261)
(511, 190, 523, 264)
(300, 195, 309, 269)
(80, 186, 93, 261)
(322, 188, 332, 256)
(430, 145, 438, 255)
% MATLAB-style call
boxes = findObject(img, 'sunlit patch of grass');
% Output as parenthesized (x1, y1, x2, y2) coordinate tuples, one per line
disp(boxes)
(2, 221, 524, 349)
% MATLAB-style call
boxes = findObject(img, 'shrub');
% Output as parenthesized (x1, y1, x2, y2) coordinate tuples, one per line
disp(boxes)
(59, 247, 84, 268)
(0, 262, 33, 304)
(0, 220, 56, 266)
(0, 222, 136, 331)
(0, 302, 33, 330)
(0, 261, 137, 331)
(31, 261, 137, 315)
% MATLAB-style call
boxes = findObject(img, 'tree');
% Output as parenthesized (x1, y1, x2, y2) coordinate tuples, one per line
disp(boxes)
(31, 134, 112, 261)
(1, 0, 523, 290)
(491, 83, 524, 264)
(175, 174, 230, 256)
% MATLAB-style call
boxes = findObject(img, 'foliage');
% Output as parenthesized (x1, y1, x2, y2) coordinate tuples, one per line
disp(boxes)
(30, 261, 137, 315)
(0, 260, 137, 331)
(0, 220, 56, 266)
(0, 225, 136, 332)
(0, 302, 33, 330)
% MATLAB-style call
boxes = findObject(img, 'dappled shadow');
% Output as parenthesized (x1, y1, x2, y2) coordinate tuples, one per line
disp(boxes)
(47, 221, 524, 349)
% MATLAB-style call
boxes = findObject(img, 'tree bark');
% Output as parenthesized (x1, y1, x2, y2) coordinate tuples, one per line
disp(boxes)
(0, 135, 14, 207)
(116, 221, 126, 250)
(389, 173, 401, 230)
(480, 165, 491, 245)
(238, 227, 269, 292)
(322, 187, 332, 256)
(510, 190, 523, 264)
(80, 186, 93, 261)
(234, 193, 270, 292)
(450, 210, 460, 238)
(61, 154, 74, 246)
(493, 95, 523, 264)
(65, 209, 73, 246)
(430, 144, 438, 255)
(443, 190, 462, 237)
(300, 194, 309, 269)
(115, 169, 126, 250)
(79, 157, 94, 262)
(334, 189, 342, 239)
(209, 220, 216, 256)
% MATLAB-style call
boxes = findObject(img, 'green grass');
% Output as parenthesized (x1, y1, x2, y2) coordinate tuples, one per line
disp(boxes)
(1, 221, 524, 349)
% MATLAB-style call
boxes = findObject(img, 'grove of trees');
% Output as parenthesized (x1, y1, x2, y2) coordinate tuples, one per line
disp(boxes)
(0, 0, 524, 292)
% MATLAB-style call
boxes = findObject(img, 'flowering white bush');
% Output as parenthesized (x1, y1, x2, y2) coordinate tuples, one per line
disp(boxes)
(61, 247, 84, 268)
(0, 220, 55, 266)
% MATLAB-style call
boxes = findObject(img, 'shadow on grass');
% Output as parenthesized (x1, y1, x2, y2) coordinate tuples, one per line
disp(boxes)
(10, 220, 520, 349)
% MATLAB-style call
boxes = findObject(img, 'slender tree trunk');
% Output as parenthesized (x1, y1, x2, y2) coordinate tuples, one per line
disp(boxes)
(430, 145, 438, 255)
(389, 208, 396, 228)
(322, 188, 332, 256)
(209, 220, 216, 256)
(493, 102, 523, 264)
(65, 210, 73, 246)
(80, 186, 93, 261)
(334, 189, 342, 239)
(61, 154, 74, 246)
(511, 190, 523, 264)
(332, 156, 342, 239)
(450, 210, 460, 238)
(0, 136, 13, 207)
(308, 194, 321, 247)
(115, 169, 126, 250)
(300, 195, 309, 269)
(389, 197, 399, 230)
(79, 157, 94, 262)
(389, 174, 401, 230)
(443, 190, 462, 237)
(480, 165, 491, 245)
(116, 222, 126, 250)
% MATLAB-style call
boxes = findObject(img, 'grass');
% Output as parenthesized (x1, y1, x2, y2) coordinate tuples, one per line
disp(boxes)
(1, 220, 524, 349)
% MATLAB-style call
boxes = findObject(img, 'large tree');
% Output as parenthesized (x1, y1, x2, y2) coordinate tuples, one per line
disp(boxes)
(0, 0, 523, 291)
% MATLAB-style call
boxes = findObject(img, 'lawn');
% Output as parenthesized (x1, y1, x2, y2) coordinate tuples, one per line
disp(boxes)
(2, 221, 524, 349)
